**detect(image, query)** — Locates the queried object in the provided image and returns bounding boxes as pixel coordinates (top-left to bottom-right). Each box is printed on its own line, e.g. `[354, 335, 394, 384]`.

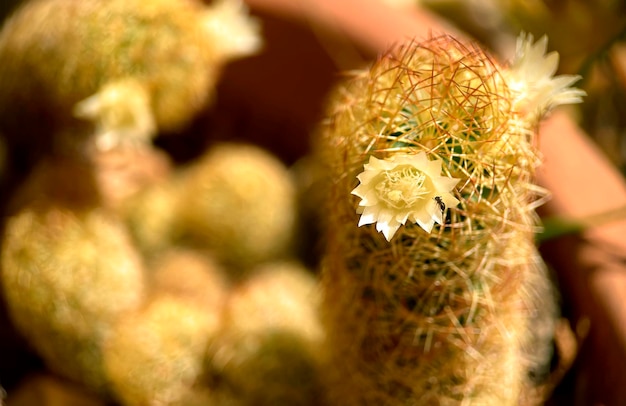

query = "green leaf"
[537, 216, 586, 243]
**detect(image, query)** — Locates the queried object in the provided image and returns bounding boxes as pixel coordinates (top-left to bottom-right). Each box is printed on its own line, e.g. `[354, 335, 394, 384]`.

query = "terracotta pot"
[537, 113, 626, 406]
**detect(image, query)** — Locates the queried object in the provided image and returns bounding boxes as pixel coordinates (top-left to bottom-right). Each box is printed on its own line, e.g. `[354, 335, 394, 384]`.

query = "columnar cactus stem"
[316, 35, 583, 405]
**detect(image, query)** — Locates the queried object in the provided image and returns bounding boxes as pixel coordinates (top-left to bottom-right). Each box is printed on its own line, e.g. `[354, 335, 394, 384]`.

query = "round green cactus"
[103, 294, 222, 406]
[0, 0, 261, 151]
[173, 143, 298, 272]
[208, 261, 325, 406]
[0, 158, 146, 395]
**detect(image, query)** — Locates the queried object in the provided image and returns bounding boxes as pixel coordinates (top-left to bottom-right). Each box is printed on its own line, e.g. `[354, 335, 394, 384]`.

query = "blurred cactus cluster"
[0, 0, 324, 404]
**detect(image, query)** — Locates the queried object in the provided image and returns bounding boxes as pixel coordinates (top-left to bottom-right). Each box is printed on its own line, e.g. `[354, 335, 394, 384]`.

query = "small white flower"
[73, 78, 156, 150]
[351, 153, 460, 241]
[506, 33, 586, 120]
[203, 0, 262, 60]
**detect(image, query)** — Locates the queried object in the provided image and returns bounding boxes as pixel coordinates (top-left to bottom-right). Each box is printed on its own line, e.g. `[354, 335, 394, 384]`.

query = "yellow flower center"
[375, 165, 432, 210]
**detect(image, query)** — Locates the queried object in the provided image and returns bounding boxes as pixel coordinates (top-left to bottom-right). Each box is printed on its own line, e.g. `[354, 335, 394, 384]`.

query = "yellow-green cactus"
[5, 373, 106, 406]
[103, 294, 222, 406]
[121, 142, 297, 271]
[121, 177, 182, 258]
[149, 249, 229, 308]
[0, 158, 145, 395]
[315, 34, 583, 404]
[208, 261, 325, 406]
[173, 143, 298, 271]
[0, 0, 261, 151]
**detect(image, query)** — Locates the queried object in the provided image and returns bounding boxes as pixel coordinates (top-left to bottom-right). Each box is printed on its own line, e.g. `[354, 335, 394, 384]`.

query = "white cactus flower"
[73, 78, 156, 150]
[203, 0, 262, 60]
[506, 33, 586, 120]
[351, 152, 460, 241]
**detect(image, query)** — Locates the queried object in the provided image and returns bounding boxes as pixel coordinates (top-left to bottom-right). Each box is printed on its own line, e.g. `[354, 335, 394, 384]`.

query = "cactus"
[149, 249, 229, 308]
[121, 142, 298, 271]
[315, 34, 583, 404]
[0, 0, 261, 152]
[208, 261, 325, 406]
[0, 158, 145, 395]
[103, 294, 222, 406]
[173, 143, 298, 271]
[121, 178, 183, 259]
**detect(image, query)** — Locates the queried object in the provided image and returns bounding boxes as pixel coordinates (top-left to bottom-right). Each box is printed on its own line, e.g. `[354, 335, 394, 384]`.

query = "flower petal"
[507, 32, 585, 120]
[424, 158, 443, 177]
[358, 206, 379, 226]
[395, 211, 410, 225]
[415, 217, 435, 234]
[351, 152, 460, 239]
[432, 176, 460, 192]
[378, 219, 402, 241]
[441, 193, 460, 209]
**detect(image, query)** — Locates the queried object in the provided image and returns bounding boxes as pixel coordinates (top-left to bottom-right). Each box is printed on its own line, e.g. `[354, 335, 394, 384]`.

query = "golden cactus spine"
[316, 36, 556, 405]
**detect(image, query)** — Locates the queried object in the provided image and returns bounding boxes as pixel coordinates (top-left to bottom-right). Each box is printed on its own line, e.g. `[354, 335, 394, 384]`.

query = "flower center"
[375, 165, 432, 210]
